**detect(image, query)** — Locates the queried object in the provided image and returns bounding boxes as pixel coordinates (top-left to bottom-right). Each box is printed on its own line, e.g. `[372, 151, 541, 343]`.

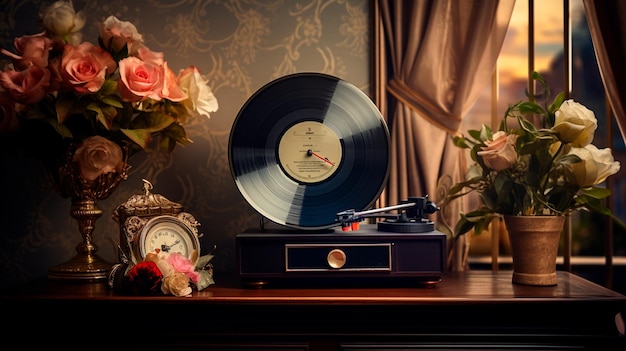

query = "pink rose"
[477, 131, 518, 171]
[166, 252, 200, 283]
[99, 16, 144, 55]
[72, 135, 124, 181]
[0, 32, 54, 70]
[60, 42, 116, 94]
[0, 66, 51, 104]
[118, 56, 162, 102]
[137, 47, 164, 66]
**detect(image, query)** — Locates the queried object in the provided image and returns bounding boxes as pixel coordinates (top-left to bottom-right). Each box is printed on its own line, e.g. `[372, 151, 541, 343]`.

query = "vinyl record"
[229, 73, 390, 230]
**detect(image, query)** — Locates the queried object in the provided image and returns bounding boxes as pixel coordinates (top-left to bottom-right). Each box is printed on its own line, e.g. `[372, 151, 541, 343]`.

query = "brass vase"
[503, 215, 565, 286]
[47, 145, 130, 282]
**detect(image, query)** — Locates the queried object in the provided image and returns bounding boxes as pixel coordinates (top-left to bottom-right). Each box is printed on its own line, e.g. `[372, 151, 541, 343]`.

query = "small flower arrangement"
[442, 72, 623, 237]
[0, 0, 218, 184]
[115, 250, 215, 297]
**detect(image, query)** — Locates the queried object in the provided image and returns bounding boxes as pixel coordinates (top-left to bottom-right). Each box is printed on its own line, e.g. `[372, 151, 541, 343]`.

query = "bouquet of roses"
[0, 0, 218, 188]
[114, 250, 215, 297]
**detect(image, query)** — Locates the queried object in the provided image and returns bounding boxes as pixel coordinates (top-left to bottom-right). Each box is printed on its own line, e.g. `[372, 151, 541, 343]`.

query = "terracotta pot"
[503, 215, 566, 286]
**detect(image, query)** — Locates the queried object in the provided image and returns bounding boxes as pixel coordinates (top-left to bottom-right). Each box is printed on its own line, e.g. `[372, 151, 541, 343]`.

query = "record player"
[229, 73, 447, 287]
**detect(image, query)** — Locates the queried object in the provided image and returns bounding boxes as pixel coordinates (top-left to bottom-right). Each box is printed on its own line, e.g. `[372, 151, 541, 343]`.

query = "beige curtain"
[583, 0, 626, 143]
[378, 0, 515, 270]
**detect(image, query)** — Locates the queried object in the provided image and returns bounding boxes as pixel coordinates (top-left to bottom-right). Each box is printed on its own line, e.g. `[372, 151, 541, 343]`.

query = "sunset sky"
[498, 0, 585, 83]
[465, 0, 588, 130]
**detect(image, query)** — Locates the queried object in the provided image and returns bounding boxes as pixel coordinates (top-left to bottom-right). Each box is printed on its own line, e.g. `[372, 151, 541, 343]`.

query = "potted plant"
[441, 71, 624, 285]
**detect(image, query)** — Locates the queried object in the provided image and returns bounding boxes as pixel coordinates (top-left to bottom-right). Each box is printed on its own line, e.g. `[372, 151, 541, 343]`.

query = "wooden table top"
[3, 270, 624, 305]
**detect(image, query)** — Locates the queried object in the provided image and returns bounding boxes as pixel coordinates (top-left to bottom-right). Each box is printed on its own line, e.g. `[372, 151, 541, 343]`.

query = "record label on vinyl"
[229, 73, 390, 230]
[278, 121, 342, 183]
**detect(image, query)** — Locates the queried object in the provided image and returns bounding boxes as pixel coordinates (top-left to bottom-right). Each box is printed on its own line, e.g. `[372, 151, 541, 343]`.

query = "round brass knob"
[327, 249, 346, 269]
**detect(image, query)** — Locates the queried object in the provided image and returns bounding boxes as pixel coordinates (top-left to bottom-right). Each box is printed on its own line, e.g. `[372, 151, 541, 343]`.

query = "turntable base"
[236, 224, 447, 287]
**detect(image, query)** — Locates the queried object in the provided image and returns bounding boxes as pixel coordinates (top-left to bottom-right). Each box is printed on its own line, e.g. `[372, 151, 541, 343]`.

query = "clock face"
[277, 121, 342, 183]
[138, 216, 200, 263]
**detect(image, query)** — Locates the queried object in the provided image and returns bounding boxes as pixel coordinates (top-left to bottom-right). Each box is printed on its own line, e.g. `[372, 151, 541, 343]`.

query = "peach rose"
[60, 42, 116, 94]
[98, 15, 144, 55]
[0, 66, 51, 104]
[177, 66, 219, 121]
[160, 61, 187, 102]
[477, 131, 518, 171]
[136, 47, 187, 102]
[146, 252, 176, 277]
[161, 272, 192, 297]
[117, 56, 162, 102]
[72, 135, 124, 181]
[0, 32, 54, 70]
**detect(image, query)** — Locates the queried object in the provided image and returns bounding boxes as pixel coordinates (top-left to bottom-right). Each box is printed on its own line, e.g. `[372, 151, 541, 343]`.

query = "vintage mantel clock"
[113, 179, 202, 265]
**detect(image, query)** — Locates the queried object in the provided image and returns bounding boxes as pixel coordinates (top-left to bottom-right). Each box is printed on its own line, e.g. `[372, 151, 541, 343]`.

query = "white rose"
[553, 99, 597, 147]
[40, 0, 86, 44]
[161, 272, 192, 297]
[564, 144, 620, 187]
[177, 66, 219, 122]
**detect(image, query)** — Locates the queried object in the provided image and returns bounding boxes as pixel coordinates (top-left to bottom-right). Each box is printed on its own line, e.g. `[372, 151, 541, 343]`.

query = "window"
[465, 0, 626, 274]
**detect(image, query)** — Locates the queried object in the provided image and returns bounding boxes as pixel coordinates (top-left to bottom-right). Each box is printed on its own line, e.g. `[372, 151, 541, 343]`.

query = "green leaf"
[55, 97, 75, 124]
[196, 254, 215, 270]
[132, 111, 176, 132]
[478, 124, 492, 141]
[452, 135, 472, 149]
[549, 91, 565, 114]
[121, 128, 152, 150]
[47, 118, 73, 138]
[454, 209, 499, 237]
[579, 186, 611, 199]
[163, 122, 192, 145]
[454, 216, 476, 236]
[194, 270, 215, 291]
[517, 101, 545, 115]
[99, 79, 118, 95]
[100, 95, 123, 109]
[576, 194, 626, 230]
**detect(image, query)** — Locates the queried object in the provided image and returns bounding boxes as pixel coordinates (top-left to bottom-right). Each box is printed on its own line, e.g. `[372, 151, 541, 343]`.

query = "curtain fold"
[379, 0, 514, 270]
[583, 0, 626, 143]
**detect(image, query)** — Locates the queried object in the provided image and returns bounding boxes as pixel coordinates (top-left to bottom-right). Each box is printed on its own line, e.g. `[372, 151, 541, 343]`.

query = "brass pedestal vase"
[48, 199, 113, 281]
[503, 215, 565, 286]
[47, 146, 129, 282]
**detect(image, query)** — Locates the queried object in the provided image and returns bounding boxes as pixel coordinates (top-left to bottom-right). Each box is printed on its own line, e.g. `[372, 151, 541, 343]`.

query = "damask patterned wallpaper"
[0, 0, 372, 289]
